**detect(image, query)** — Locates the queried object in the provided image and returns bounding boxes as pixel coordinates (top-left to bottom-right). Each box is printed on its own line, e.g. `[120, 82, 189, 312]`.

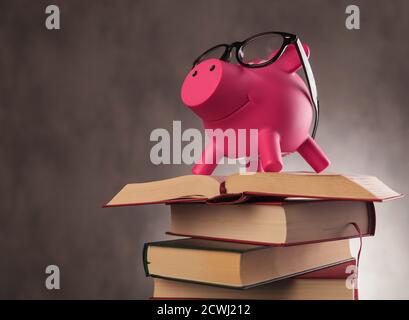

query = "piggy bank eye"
[192, 70, 198, 77]
[209, 65, 216, 71]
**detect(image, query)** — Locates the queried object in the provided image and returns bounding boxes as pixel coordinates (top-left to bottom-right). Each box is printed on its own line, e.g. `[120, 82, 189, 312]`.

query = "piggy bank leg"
[192, 138, 223, 175]
[297, 136, 330, 173]
[259, 129, 283, 172]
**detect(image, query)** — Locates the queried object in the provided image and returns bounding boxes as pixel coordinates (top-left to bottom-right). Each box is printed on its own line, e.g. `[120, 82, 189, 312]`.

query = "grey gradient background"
[0, 0, 408, 299]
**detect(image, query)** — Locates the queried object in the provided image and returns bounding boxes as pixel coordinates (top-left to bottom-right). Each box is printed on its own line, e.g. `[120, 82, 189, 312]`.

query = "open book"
[104, 172, 401, 207]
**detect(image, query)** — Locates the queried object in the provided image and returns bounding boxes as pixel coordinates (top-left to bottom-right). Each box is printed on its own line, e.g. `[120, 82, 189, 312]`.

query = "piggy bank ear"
[276, 44, 310, 73]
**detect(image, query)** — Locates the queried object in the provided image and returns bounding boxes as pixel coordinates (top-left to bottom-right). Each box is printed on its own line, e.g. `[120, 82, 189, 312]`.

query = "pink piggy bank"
[181, 43, 330, 175]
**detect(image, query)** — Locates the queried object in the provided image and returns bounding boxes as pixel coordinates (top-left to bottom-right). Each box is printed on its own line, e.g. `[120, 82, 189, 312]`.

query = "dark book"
[143, 238, 353, 289]
[168, 200, 375, 246]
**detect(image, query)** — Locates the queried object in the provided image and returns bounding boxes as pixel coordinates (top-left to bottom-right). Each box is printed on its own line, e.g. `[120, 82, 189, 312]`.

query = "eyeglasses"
[192, 31, 320, 138]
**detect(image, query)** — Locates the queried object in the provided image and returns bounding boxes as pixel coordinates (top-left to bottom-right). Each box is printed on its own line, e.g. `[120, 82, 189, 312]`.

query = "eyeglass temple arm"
[294, 38, 320, 139]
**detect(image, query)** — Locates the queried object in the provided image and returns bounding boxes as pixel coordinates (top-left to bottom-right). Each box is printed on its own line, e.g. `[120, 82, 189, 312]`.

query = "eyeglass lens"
[239, 33, 284, 65]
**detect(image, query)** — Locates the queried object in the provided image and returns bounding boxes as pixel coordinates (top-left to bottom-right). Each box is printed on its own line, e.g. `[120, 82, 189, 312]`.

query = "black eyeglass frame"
[192, 31, 320, 139]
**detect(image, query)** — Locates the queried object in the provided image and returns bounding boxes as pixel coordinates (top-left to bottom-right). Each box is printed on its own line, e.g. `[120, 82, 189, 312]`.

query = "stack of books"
[105, 172, 401, 300]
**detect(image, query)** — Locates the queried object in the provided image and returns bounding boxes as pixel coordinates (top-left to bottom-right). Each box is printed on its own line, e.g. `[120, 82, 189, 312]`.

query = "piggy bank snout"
[181, 59, 224, 108]
[181, 59, 250, 121]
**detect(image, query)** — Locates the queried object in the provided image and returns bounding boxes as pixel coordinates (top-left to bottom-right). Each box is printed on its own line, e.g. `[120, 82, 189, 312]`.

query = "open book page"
[224, 172, 402, 201]
[105, 175, 222, 206]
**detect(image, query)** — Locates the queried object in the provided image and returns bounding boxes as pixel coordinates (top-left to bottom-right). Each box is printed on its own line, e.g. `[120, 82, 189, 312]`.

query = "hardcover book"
[153, 260, 357, 300]
[143, 238, 353, 289]
[168, 200, 375, 245]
